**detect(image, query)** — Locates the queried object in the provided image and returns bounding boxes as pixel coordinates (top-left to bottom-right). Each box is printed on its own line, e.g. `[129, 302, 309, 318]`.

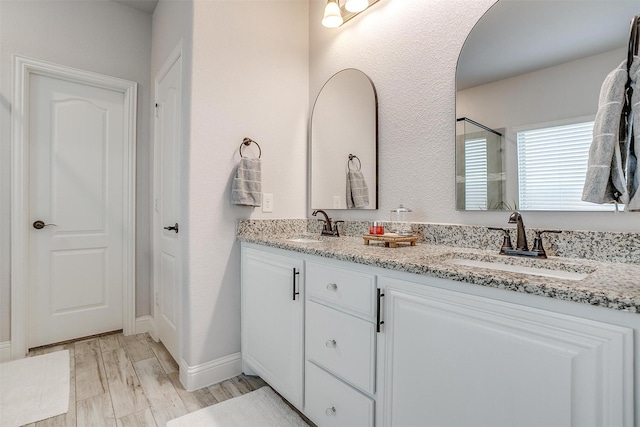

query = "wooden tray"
[363, 233, 418, 248]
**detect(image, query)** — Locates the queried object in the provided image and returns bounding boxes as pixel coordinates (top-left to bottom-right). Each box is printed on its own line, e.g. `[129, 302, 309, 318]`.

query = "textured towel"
[346, 169, 369, 208]
[583, 57, 640, 209]
[231, 158, 262, 207]
[627, 56, 640, 211]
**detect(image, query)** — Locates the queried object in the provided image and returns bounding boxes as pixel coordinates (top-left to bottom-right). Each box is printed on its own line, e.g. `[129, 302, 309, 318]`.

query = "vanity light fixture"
[322, 0, 343, 28]
[345, 0, 369, 13]
[322, 0, 380, 28]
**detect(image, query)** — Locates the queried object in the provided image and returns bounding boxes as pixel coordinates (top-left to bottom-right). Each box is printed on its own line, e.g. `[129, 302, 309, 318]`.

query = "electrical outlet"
[262, 193, 274, 213]
[333, 196, 340, 209]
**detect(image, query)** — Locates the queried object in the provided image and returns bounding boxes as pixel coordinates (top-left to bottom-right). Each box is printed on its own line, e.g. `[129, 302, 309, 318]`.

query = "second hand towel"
[231, 157, 262, 207]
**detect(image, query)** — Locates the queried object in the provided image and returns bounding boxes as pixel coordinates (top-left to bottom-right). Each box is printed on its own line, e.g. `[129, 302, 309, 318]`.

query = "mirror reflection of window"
[456, 118, 504, 210]
[464, 137, 488, 210]
[516, 120, 615, 211]
[455, 0, 638, 211]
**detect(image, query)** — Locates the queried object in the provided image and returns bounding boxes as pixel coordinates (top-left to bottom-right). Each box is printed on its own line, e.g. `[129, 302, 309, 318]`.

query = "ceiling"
[106, 0, 638, 89]
[111, 0, 158, 14]
[457, 0, 640, 90]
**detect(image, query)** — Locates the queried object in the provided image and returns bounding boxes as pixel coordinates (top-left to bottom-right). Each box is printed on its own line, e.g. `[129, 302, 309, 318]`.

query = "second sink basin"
[287, 237, 322, 243]
[442, 253, 596, 281]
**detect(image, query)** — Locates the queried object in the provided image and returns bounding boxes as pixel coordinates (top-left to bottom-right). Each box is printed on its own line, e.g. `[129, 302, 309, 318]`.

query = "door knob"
[164, 223, 179, 233]
[33, 220, 57, 229]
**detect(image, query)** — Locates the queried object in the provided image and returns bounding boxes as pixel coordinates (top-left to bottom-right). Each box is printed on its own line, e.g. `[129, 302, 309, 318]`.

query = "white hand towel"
[231, 158, 262, 207]
[346, 169, 369, 208]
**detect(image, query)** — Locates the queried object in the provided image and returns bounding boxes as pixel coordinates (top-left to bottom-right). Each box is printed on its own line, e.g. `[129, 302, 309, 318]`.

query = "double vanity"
[239, 220, 640, 427]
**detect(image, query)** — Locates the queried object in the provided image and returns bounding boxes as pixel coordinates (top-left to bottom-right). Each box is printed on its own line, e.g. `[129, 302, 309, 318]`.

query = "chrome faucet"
[508, 211, 528, 251]
[312, 210, 341, 237]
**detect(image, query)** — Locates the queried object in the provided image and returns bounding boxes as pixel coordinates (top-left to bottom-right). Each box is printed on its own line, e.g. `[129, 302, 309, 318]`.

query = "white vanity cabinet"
[379, 275, 634, 427]
[241, 246, 304, 410]
[241, 243, 637, 427]
[304, 261, 377, 427]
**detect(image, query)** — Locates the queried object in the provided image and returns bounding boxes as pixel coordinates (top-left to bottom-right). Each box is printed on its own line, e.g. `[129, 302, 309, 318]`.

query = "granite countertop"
[238, 232, 640, 314]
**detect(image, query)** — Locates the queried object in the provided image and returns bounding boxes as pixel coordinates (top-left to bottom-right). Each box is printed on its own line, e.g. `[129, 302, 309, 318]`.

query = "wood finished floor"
[24, 332, 268, 427]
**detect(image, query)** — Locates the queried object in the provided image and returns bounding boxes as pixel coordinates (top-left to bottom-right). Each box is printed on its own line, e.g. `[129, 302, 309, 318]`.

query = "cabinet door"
[380, 277, 633, 427]
[241, 247, 304, 409]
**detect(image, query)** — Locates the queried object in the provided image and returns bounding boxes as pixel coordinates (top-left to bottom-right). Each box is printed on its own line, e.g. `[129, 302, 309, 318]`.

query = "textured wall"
[0, 0, 153, 342]
[184, 0, 309, 366]
[309, 0, 640, 232]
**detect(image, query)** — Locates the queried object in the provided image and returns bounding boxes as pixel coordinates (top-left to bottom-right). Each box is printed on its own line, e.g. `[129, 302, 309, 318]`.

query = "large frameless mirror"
[456, 0, 639, 211]
[310, 68, 378, 210]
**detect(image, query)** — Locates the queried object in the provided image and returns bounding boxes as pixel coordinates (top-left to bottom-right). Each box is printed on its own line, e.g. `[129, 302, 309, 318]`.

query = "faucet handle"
[317, 218, 331, 231]
[488, 227, 513, 254]
[332, 220, 344, 237]
[531, 230, 562, 258]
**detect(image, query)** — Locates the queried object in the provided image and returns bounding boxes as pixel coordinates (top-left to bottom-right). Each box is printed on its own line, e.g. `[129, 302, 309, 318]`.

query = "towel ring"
[348, 154, 361, 171]
[239, 137, 262, 159]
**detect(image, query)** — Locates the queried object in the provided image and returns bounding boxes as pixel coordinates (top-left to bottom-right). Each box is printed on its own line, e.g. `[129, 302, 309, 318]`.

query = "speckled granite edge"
[300, 219, 640, 264]
[236, 232, 640, 314]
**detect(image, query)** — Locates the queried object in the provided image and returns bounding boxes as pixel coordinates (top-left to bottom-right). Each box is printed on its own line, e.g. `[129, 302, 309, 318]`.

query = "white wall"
[183, 0, 308, 367]
[0, 0, 153, 342]
[309, 0, 640, 232]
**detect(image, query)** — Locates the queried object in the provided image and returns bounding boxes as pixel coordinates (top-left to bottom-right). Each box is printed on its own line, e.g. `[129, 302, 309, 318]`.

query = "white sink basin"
[287, 237, 322, 243]
[444, 258, 590, 281]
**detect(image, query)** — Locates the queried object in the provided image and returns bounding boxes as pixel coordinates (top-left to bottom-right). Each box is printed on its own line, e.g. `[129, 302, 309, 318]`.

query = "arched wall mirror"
[310, 68, 378, 210]
[456, 0, 639, 211]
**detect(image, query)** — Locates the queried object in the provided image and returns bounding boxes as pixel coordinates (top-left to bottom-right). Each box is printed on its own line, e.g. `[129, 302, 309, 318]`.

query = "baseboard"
[0, 341, 11, 362]
[179, 352, 242, 391]
[135, 315, 156, 339]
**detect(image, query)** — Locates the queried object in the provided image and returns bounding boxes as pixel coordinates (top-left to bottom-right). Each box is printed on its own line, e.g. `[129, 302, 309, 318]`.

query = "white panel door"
[154, 54, 182, 362]
[28, 74, 126, 348]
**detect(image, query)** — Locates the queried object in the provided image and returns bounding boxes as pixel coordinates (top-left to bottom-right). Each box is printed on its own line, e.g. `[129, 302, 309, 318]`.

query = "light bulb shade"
[322, 0, 343, 28]
[345, 0, 369, 13]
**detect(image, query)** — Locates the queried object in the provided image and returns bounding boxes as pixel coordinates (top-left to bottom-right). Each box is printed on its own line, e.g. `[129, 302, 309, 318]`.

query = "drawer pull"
[292, 268, 300, 301]
[325, 339, 337, 348]
[326, 283, 338, 291]
[377, 288, 385, 333]
[325, 407, 337, 416]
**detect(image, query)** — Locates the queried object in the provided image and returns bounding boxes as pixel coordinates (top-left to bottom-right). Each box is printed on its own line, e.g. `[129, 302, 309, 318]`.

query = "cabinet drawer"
[305, 362, 374, 427]
[306, 301, 375, 394]
[306, 261, 376, 317]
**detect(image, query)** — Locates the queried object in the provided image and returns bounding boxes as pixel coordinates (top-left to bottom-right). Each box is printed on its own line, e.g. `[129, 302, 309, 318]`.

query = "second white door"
[154, 52, 182, 362]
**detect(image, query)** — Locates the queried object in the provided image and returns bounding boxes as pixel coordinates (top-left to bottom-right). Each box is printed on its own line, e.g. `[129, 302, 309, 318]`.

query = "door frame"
[152, 41, 183, 363]
[10, 55, 137, 359]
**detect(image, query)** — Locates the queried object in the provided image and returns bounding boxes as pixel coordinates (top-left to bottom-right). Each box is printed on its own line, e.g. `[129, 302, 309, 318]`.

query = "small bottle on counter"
[369, 221, 384, 235]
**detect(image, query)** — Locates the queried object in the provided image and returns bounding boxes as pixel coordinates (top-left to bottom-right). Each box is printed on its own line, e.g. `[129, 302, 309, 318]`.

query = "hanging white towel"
[231, 158, 262, 207]
[582, 57, 640, 209]
[346, 169, 369, 208]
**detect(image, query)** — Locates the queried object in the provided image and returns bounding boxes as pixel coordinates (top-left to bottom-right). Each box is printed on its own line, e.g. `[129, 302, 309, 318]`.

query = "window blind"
[465, 137, 488, 210]
[517, 121, 614, 211]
